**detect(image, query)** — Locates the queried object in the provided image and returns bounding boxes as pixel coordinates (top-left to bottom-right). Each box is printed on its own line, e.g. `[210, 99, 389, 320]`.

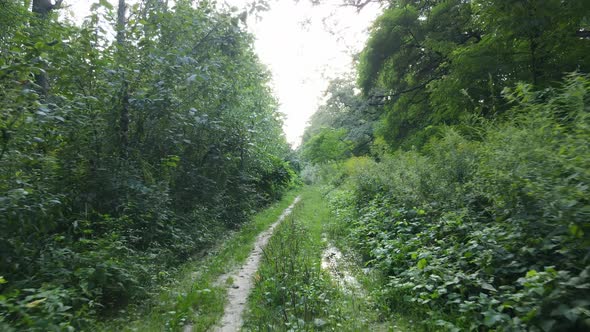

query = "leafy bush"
[326, 74, 590, 331]
[0, 1, 295, 329]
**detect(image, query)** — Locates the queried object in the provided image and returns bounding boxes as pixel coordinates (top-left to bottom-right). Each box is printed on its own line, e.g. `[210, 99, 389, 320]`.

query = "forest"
[1, 0, 589, 331]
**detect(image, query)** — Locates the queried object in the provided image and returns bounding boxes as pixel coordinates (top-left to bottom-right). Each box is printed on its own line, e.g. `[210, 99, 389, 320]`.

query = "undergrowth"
[96, 190, 300, 332]
[243, 187, 400, 331]
[321, 74, 590, 331]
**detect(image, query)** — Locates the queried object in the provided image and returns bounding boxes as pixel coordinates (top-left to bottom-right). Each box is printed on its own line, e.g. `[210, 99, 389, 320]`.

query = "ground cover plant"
[320, 74, 590, 330]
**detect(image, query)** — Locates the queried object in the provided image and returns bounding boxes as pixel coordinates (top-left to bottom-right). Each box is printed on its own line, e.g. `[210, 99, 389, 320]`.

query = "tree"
[301, 127, 352, 164]
[358, 0, 590, 149]
[303, 75, 379, 156]
[0, 0, 295, 328]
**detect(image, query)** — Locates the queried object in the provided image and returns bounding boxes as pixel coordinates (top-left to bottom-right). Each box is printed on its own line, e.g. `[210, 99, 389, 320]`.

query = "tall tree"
[358, 0, 590, 148]
[303, 76, 379, 157]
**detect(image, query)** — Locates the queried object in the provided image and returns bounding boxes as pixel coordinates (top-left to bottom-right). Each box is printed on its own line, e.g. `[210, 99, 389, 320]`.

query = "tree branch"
[338, 0, 384, 12]
[368, 75, 441, 106]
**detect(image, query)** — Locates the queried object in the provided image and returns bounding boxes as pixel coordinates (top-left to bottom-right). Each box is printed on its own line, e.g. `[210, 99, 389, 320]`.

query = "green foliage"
[301, 127, 353, 164]
[302, 76, 379, 157]
[324, 74, 590, 330]
[256, 155, 299, 204]
[358, 0, 590, 148]
[0, 0, 296, 329]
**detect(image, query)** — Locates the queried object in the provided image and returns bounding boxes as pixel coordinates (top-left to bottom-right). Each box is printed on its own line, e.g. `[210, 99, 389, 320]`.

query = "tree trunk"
[31, 0, 62, 98]
[116, 0, 129, 159]
[530, 37, 539, 86]
[116, 0, 126, 45]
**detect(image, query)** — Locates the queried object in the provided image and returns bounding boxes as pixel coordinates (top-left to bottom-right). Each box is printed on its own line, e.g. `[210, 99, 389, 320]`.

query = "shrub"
[326, 74, 590, 330]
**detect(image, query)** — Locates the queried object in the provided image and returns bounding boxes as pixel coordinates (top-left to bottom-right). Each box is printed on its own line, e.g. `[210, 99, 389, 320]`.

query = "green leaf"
[483, 310, 509, 327]
[569, 224, 584, 238]
[417, 258, 428, 270]
[25, 298, 47, 308]
[481, 282, 497, 292]
[540, 319, 556, 332]
[98, 0, 113, 10]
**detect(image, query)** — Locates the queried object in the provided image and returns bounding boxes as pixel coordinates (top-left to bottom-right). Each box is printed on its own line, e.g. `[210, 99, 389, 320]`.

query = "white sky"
[65, 0, 381, 147]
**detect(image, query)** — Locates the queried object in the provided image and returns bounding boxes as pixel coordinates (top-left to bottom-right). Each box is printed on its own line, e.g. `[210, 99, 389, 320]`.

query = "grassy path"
[98, 191, 300, 332]
[100, 186, 407, 331]
[209, 196, 301, 332]
[242, 186, 403, 331]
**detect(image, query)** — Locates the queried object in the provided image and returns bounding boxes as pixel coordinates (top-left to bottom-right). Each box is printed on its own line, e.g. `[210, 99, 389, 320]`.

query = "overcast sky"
[234, 1, 381, 147]
[65, 0, 381, 147]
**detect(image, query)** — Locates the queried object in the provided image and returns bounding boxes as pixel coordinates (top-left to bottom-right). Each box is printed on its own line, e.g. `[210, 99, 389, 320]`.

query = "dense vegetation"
[358, 0, 590, 149]
[3, 0, 590, 330]
[301, 0, 590, 330]
[0, 0, 295, 330]
[244, 188, 391, 331]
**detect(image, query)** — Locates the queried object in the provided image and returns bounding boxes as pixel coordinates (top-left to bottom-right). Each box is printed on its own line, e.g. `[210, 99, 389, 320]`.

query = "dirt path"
[196, 196, 300, 332]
